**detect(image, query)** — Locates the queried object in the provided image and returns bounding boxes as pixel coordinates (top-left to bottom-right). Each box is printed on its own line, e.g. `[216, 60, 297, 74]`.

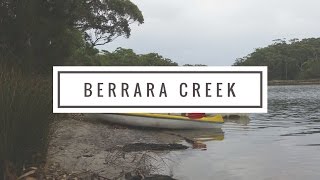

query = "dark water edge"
[167, 85, 320, 180]
[269, 79, 320, 86]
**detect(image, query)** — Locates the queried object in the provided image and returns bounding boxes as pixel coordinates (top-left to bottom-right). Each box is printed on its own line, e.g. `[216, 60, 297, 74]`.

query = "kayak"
[85, 113, 224, 129]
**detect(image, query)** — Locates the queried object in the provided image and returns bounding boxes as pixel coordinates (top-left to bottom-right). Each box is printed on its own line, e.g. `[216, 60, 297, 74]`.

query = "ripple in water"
[166, 85, 320, 180]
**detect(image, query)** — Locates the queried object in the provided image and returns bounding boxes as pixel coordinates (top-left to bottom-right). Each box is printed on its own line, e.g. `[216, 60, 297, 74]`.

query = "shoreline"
[44, 114, 224, 179]
[268, 79, 320, 86]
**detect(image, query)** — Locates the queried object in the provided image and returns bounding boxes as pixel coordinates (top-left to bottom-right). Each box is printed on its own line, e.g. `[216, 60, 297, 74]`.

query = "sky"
[101, 0, 320, 66]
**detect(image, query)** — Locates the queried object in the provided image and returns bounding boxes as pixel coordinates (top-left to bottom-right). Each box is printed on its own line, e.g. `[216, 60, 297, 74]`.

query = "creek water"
[166, 85, 320, 180]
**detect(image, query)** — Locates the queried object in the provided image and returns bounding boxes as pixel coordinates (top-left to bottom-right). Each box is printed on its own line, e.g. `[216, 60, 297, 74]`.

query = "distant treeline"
[67, 46, 208, 66]
[234, 38, 320, 80]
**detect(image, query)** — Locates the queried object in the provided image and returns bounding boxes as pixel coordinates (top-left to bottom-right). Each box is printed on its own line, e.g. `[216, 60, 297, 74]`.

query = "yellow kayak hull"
[85, 113, 223, 129]
[120, 113, 224, 123]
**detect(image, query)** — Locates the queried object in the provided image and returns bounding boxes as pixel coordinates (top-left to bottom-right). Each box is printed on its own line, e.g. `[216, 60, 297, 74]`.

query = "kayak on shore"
[85, 113, 224, 129]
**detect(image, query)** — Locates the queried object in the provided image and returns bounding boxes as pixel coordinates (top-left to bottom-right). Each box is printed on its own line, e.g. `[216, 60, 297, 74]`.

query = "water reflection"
[224, 116, 251, 126]
[163, 128, 224, 150]
[166, 129, 224, 140]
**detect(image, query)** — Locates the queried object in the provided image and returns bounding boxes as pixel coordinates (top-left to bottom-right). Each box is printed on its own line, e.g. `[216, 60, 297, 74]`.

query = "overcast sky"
[101, 0, 320, 65]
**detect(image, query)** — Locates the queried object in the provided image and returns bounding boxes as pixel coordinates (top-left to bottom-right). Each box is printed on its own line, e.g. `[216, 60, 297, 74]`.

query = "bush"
[0, 64, 53, 177]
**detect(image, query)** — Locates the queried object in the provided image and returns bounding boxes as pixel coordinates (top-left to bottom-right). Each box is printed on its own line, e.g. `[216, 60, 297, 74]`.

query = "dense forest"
[68, 47, 178, 66]
[0, 0, 145, 72]
[234, 38, 320, 80]
[68, 46, 208, 66]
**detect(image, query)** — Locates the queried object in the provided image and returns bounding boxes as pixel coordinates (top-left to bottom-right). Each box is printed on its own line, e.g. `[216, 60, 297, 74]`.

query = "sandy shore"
[45, 115, 224, 179]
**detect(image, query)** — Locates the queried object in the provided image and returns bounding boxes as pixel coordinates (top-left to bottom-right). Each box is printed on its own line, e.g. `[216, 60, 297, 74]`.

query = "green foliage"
[0, 64, 53, 174]
[0, 0, 144, 72]
[300, 59, 320, 79]
[183, 64, 207, 66]
[234, 38, 320, 80]
[100, 48, 178, 66]
[77, 0, 144, 46]
[70, 47, 179, 66]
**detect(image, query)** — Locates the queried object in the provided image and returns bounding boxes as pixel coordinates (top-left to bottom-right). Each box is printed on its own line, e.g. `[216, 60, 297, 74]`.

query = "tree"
[74, 0, 144, 46]
[183, 64, 207, 66]
[233, 38, 320, 80]
[96, 48, 178, 66]
[0, 0, 144, 72]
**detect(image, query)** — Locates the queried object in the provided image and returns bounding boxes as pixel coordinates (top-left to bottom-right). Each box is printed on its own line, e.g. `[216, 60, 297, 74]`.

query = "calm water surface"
[169, 85, 320, 180]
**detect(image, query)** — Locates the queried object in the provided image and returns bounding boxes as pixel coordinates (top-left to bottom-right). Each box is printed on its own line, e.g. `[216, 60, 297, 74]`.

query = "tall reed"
[0, 64, 53, 177]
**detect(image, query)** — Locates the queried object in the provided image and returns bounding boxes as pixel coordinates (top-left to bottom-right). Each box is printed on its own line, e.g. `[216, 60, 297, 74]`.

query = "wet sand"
[46, 115, 222, 179]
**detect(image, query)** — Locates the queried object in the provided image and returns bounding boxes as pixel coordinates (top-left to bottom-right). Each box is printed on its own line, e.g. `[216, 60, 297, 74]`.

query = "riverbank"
[41, 114, 223, 179]
[268, 79, 320, 86]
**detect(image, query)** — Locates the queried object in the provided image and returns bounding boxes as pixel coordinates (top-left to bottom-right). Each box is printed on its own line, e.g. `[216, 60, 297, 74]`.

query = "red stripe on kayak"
[187, 113, 206, 119]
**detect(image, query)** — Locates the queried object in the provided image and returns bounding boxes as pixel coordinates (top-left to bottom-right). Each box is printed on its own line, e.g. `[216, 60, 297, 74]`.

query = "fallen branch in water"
[122, 143, 188, 152]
